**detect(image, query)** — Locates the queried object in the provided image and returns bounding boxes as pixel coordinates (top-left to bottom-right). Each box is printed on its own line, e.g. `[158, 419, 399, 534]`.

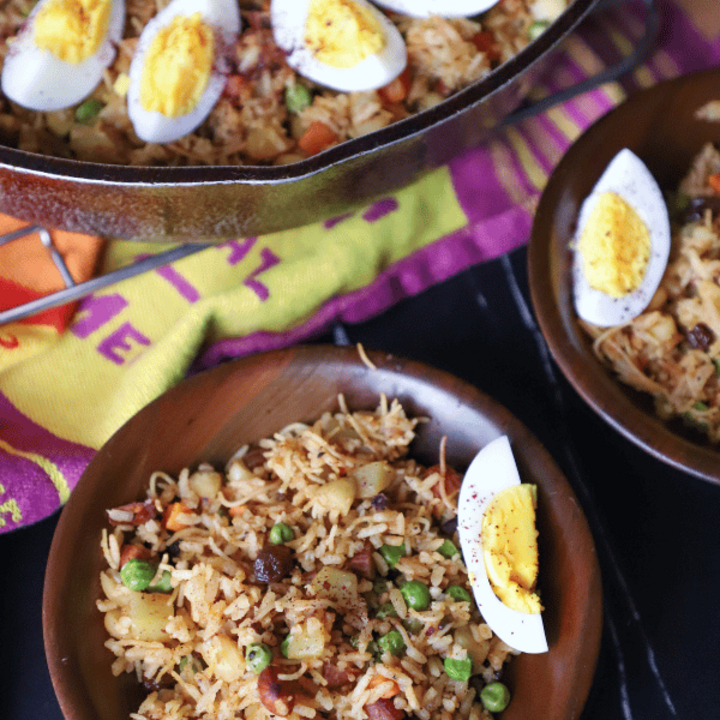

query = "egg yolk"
[34, 0, 111, 64]
[481, 484, 543, 615]
[139, 13, 213, 117]
[578, 190, 652, 298]
[305, 0, 384, 69]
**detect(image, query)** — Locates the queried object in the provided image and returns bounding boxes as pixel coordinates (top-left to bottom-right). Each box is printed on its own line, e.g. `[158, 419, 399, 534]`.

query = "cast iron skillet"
[0, 0, 600, 241]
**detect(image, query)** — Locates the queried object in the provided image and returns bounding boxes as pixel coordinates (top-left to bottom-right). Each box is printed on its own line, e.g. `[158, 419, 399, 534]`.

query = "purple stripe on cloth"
[652, 0, 720, 71]
[194, 206, 532, 371]
[0, 391, 95, 533]
[448, 144, 515, 224]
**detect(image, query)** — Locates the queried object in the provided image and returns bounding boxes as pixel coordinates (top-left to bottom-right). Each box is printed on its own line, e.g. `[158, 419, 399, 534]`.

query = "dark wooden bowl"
[528, 67, 720, 484]
[0, 0, 599, 241]
[43, 345, 602, 720]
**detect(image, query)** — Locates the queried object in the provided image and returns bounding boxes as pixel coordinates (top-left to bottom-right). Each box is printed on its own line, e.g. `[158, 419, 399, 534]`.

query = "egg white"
[1, 0, 125, 111]
[457, 435, 548, 654]
[271, 0, 407, 92]
[572, 148, 671, 327]
[370, 0, 499, 19]
[126, 0, 240, 144]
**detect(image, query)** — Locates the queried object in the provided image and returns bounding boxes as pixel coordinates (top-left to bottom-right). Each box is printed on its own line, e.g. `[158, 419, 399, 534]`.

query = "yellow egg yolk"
[305, 0, 384, 69]
[33, 0, 111, 64]
[578, 190, 652, 298]
[481, 484, 543, 615]
[139, 13, 214, 117]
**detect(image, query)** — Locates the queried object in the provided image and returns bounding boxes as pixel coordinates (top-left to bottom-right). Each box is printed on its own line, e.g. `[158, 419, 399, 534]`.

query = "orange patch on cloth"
[0, 214, 104, 329]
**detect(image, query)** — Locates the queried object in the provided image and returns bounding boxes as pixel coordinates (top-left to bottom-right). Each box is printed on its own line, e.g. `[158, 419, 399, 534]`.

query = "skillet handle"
[504, 0, 660, 125]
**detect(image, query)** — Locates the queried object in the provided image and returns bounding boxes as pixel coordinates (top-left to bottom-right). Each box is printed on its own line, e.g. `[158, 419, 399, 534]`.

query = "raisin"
[254, 544, 294, 583]
[687, 322, 715, 351]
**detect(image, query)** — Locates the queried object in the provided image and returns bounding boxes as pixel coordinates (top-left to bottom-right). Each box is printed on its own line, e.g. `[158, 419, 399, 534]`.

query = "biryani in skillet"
[0, 0, 566, 166]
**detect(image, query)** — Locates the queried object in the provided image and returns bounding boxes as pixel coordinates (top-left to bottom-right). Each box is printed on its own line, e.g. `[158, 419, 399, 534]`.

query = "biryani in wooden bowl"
[529, 66, 720, 484]
[43, 345, 601, 720]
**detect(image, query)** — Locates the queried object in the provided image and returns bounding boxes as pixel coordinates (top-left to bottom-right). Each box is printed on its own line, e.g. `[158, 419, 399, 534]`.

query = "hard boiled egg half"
[271, 0, 407, 92]
[457, 435, 548, 654]
[370, 0, 499, 18]
[126, 0, 240, 144]
[1, 0, 125, 111]
[572, 148, 671, 327]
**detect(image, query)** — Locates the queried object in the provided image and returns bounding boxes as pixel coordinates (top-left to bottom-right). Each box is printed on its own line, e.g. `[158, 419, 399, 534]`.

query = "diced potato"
[201, 634, 245, 682]
[124, 592, 174, 641]
[350, 461, 396, 499]
[227, 458, 256, 482]
[310, 567, 359, 610]
[454, 625, 490, 673]
[189, 469, 223, 499]
[284, 619, 327, 660]
[313, 478, 357, 515]
[164, 501, 192, 531]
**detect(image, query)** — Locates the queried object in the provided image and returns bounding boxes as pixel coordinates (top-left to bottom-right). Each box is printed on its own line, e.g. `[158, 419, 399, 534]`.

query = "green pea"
[527, 19, 550, 40]
[269, 522, 295, 545]
[437, 539, 459, 558]
[120, 558, 156, 592]
[148, 569, 173, 593]
[75, 98, 103, 124]
[375, 601, 398, 619]
[443, 657, 473, 682]
[399, 580, 430, 611]
[714, 359, 720, 376]
[446, 585, 471, 603]
[379, 542, 406, 568]
[402, 617, 423, 635]
[480, 682, 511, 713]
[285, 84, 312, 114]
[377, 629, 405, 657]
[693, 401, 709, 411]
[178, 655, 204, 674]
[245, 642, 273, 673]
[348, 635, 360, 649]
[280, 636, 290, 657]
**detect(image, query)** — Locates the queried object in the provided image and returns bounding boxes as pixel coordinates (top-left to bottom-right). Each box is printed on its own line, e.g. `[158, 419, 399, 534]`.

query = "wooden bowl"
[43, 345, 602, 720]
[528, 67, 720, 484]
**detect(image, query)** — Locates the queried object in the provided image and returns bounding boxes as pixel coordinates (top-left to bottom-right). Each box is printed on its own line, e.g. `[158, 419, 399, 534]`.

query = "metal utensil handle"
[505, 0, 659, 125]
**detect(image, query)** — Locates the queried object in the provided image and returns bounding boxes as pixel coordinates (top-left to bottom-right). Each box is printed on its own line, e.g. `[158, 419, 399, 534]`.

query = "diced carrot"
[119, 543, 151, 568]
[378, 67, 411, 104]
[228, 504, 247, 517]
[224, 74, 247, 102]
[427, 464, 462, 500]
[368, 674, 400, 699]
[298, 121, 338, 156]
[164, 500, 191, 531]
[471, 31, 501, 61]
[709, 173, 720, 194]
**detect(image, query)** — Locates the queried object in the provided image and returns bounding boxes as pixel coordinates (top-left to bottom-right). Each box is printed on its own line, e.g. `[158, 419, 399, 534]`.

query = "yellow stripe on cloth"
[0, 166, 467, 450]
[0, 441, 70, 504]
[0, 482, 23, 528]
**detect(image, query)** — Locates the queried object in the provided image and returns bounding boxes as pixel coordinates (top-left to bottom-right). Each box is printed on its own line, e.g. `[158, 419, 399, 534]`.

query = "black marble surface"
[2, 245, 718, 719]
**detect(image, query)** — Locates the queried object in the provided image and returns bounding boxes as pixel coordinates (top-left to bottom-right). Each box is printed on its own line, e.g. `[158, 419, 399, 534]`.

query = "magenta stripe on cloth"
[0, 392, 95, 533]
